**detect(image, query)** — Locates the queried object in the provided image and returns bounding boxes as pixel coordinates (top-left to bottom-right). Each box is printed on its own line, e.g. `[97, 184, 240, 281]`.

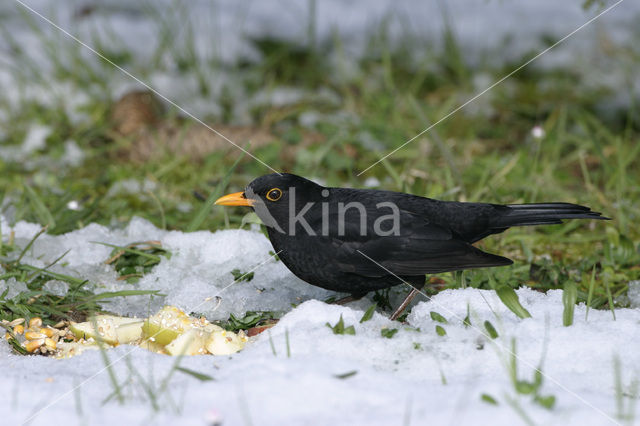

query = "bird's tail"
[493, 203, 609, 228]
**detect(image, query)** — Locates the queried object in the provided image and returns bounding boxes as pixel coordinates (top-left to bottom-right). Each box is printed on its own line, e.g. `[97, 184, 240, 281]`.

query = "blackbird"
[215, 173, 607, 318]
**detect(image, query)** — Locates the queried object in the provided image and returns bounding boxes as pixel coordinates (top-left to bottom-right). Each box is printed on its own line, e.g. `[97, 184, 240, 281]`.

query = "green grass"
[99, 241, 171, 284]
[613, 354, 639, 424]
[216, 311, 277, 332]
[0, 2, 639, 328]
[326, 314, 356, 335]
[481, 335, 556, 423]
[0, 229, 160, 327]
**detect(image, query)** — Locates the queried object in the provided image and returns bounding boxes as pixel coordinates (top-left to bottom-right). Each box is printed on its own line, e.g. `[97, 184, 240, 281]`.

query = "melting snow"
[1, 217, 639, 425]
[0, 0, 638, 125]
[1, 1, 639, 424]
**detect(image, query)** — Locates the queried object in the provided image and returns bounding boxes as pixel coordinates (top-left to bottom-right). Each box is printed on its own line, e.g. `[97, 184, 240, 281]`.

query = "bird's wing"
[329, 208, 512, 277]
[334, 236, 512, 277]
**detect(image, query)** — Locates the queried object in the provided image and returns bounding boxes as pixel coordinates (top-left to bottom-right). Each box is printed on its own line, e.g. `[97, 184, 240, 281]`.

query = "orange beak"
[214, 191, 254, 207]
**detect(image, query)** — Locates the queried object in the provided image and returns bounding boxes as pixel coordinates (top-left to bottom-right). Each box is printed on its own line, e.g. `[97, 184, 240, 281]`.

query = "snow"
[2, 1, 640, 424]
[628, 280, 640, 308]
[61, 140, 85, 167]
[1, 217, 639, 425]
[0, 0, 638, 127]
[363, 177, 382, 188]
[0, 124, 51, 163]
[106, 179, 158, 198]
[3, 216, 332, 319]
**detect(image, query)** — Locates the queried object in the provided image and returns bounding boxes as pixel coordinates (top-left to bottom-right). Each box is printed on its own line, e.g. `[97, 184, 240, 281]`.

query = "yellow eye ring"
[266, 188, 282, 202]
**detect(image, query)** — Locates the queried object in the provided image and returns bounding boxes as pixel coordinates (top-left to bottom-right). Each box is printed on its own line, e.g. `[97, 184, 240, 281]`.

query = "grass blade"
[494, 284, 531, 319]
[18, 264, 87, 286]
[14, 226, 47, 264]
[484, 320, 499, 339]
[24, 185, 55, 229]
[585, 266, 596, 321]
[285, 328, 291, 358]
[562, 281, 577, 326]
[430, 311, 448, 324]
[360, 303, 376, 323]
[604, 278, 616, 321]
[83, 289, 162, 302]
[91, 241, 163, 262]
[187, 150, 246, 232]
[175, 366, 214, 382]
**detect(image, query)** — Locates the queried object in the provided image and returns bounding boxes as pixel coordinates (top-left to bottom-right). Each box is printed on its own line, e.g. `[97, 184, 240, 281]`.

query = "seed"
[40, 327, 55, 338]
[9, 318, 25, 327]
[4, 332, 10, 341]
[24, 339, 44, 353]
[13, 324, 25, 335]
[44, 338, 57, 350]
[25, 331, 46, 340]
[53, 321, 65, 329]
[29, 318, 43, 329]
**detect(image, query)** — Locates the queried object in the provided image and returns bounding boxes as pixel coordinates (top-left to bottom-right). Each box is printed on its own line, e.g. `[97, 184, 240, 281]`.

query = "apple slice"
[142, 305, 194, 346]
[138, 339, 167, 354]
[115, 321, 144, 344]
[55, 340, 100, 359]
[205, 330, 246, 355]
[69, 315, 142, 345]
[202, 323, 225, 333]
[61, 307, 248, 358]
[165, 328, 210, 356]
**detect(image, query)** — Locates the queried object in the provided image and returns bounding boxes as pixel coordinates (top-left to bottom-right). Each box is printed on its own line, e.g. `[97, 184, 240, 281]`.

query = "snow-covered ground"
[2, 1, 640, 424]
[3, 0, 636, 65]
[1, 215, 333, 319]
[1, 217, 639, 425]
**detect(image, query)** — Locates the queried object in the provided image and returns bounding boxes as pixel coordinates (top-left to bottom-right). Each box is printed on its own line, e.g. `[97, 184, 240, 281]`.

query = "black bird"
[215, 173, 607, 319]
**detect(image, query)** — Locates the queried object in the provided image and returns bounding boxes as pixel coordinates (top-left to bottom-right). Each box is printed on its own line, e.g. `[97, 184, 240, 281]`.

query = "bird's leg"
[389, 288, 420, 321]
[390, 276, 426, 321]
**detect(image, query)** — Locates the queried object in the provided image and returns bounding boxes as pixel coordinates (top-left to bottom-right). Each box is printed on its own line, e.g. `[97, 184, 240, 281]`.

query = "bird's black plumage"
[216, 173, 607, 298]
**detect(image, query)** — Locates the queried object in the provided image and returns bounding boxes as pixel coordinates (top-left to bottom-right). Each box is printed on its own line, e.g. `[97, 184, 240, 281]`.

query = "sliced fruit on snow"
[69, 315, 142, 345]
[115, 321, 144, 344]
[138, 339, 167, 354]
[141, 305, 194, 345]
[165, 328, 210, 356]
[205, 330, 247, 355]
[202, 323, 225, 333]
[61, 307, 247, 358]
[55, 340, 100, 359]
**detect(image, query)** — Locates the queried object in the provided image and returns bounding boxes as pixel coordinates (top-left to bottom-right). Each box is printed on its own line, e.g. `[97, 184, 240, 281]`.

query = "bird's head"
[215, 173, 325, 233]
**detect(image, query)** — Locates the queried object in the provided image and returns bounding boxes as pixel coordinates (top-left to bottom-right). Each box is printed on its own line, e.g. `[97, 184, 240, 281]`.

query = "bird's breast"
[266, 228, 345, 287]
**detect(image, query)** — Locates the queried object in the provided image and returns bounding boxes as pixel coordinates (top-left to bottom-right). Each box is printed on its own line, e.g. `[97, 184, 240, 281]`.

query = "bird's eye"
[266, 188, 282, 202]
